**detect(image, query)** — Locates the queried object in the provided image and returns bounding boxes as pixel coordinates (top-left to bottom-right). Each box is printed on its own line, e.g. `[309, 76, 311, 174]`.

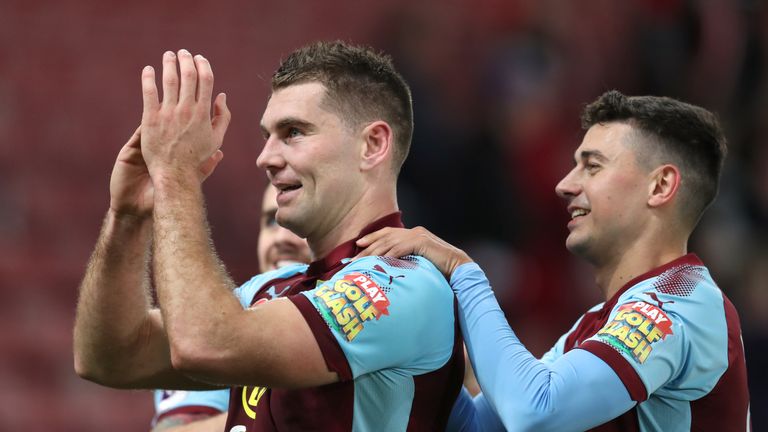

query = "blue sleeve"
[446, 388, 506, 432]
[152, 389, 229, 424]
[299, 256, 455, 378]
[450, 263, 636, 431]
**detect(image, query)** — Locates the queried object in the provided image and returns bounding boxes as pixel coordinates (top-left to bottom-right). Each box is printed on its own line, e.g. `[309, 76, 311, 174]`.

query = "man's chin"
[565, 235, 589, 256]
[275, 213, 308, 238]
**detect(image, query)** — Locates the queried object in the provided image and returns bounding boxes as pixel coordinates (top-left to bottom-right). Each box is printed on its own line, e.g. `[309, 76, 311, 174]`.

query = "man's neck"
[308, 189, 398, 259]
[594, 238, 689, 301]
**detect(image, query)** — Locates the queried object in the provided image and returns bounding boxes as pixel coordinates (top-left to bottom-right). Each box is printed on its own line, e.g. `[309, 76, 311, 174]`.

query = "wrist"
[106, 207, 152, 226]
[151, 167, 201, 197]
[448, 251, 473, 277]
[103, 209, 153, 244]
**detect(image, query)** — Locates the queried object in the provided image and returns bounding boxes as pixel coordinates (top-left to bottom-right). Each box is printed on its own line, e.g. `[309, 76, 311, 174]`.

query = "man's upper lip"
[567, 205, 590, 217]
[272, 180, 302, 191]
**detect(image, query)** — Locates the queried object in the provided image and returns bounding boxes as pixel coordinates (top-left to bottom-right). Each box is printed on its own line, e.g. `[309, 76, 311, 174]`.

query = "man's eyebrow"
[260, 117, 316, 138]
[575, 149, 609, 164]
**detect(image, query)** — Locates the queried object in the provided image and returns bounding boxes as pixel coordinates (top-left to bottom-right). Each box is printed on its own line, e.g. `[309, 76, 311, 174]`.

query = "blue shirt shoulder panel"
[585, 264, 728, 399]
[300, 255, 455, 378]
[233, 264, 308, 308]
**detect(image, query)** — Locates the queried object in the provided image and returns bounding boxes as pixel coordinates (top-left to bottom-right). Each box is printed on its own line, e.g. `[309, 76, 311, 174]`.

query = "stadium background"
[0, 0, 766, 429]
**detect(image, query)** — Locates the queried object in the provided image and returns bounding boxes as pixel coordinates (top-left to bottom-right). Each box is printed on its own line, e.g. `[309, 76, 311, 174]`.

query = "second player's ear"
[359, 121, 393, 171]
[647, 164, 681, 208]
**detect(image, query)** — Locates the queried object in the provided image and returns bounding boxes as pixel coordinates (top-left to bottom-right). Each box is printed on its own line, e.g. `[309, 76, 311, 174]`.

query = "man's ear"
[648, 164, 681, 208]
[359, 121, 393, 171]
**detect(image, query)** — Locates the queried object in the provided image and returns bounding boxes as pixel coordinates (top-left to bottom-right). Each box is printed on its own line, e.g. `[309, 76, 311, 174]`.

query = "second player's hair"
[581, 90, 727, 227]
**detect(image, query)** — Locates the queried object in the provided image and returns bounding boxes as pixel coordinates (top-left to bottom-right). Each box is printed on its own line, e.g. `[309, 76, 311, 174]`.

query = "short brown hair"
[582, 90, 727, 227]
[272, 41, 414, 174]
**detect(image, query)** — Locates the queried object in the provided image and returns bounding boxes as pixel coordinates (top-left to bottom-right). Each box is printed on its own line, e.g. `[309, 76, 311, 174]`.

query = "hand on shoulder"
[355, 226, 473, 278]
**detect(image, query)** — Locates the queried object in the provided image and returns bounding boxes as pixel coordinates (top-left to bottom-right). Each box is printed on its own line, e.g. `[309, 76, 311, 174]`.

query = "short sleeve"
[152, 389, 229, 424]
[233, 265, 307, 308]
[291, 256, 456, 379]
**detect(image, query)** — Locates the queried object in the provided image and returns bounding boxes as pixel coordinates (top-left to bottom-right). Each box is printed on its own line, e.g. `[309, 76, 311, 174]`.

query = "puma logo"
[644, 291, 675, 309]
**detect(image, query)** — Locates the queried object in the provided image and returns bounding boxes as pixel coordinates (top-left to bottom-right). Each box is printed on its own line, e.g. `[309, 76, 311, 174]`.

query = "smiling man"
[358, 91, 752, 431]
[73, 41, 464, 432]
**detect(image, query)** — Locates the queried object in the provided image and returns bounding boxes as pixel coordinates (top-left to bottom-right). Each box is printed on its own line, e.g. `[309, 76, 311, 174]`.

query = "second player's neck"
[594, 240, 688, 301]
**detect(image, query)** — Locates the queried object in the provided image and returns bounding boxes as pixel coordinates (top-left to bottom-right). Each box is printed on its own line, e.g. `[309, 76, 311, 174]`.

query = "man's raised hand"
[139, 50, 230, 185]
[108, 125, 224, 219]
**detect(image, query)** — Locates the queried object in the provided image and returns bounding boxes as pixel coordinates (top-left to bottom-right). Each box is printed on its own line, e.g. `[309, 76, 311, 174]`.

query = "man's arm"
[73, 124, 223, 389]
[73, 128, 192, 389]
[450, 264, 634, 431]
[139, 50, 336, 389]
[73, 209, 175, 388]
[357, 227, 636, 431]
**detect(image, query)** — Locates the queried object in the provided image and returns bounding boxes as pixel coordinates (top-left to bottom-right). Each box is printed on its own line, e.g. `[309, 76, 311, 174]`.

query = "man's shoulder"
[339, 255, 450, 292]
[608, 262, 727, 349]
[619, 262, 721, 315]
[235, 264, 309, 305]
[243, 264, 308, 286]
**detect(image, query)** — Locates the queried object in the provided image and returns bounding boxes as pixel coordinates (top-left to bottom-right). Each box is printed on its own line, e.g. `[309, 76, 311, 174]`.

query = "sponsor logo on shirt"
[313, 273, 391, 341]
[241, 386, 268, 419]
[595, 301, 674, 363]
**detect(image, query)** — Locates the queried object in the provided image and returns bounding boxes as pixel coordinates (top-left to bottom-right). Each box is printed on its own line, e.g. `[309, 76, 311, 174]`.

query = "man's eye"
[586, 162, 600, 172]
[287, 127, 302, 138]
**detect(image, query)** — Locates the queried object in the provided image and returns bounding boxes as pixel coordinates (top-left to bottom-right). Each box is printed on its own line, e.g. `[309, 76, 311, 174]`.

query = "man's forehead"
[260, 82, 329, 126]
[575, 122, 635, 160]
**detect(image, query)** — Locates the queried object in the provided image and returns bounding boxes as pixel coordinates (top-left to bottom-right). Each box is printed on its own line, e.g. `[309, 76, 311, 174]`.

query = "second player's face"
[257, 185, 312, 272]
[555, 123, 651, 263]
[257, 82, 363, 241]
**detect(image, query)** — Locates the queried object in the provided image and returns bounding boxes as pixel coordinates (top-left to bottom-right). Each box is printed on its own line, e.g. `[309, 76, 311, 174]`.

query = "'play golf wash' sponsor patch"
[313, 273, 391, 341]
[595, 301, 674, 363]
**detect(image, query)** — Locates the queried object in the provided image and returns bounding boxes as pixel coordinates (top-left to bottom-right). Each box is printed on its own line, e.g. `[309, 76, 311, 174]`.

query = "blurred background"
[1, 0, 766, 429]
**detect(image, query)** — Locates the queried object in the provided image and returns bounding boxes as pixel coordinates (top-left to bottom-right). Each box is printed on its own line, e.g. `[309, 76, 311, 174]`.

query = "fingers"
[158, 49, 218, 109]
[177, 49, 197, 104]
[356, 227, 393, 248]
[211, 93, 231, 144]
[161, 51, 179, 106]
[355, 241, 397, 259]
[194, 55, 213, 106]
[141, 66, 160, 120]
[355, 228, 416, 258]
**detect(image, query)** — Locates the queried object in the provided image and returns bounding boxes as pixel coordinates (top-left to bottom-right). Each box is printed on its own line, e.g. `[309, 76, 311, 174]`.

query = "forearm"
[73, 210, 162, 385]
[152, 176, 242, 377]
[450, 264, 633, 431]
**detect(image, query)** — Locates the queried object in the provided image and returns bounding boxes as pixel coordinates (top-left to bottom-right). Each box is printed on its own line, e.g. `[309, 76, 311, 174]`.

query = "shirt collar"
[604, 253, 703, 310]
[306, 212, 404, 276]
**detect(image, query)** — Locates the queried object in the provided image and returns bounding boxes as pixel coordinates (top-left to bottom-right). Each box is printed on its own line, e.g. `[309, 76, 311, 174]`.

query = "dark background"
[1, 0, 766, 430]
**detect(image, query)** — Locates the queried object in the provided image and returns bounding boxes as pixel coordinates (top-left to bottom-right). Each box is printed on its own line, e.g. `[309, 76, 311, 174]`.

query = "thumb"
[199, 150, 224, 181]
[212, 92, 231, 144]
